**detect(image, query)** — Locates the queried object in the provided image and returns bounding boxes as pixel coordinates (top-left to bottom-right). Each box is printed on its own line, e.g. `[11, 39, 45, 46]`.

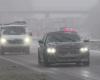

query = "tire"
[83, 61, 90, 66]
[76, 61, 90, 66]
[38, 49, 50, 67]
[43, 53, 50, 67]
[38, 50, 42, 65]
[43, 62, 50, 67]
[84, 55, 90, 66]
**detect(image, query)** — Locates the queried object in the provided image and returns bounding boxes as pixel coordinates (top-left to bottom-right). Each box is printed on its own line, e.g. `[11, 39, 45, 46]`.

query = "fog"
[0, 0, 99, 39]
[83, 1, 100, 39]
[0, 0, 97, 11]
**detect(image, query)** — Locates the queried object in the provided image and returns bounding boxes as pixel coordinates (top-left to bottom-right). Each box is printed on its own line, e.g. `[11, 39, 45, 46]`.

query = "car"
[0, 25, 32, 55]
[38, 28, 90, 66]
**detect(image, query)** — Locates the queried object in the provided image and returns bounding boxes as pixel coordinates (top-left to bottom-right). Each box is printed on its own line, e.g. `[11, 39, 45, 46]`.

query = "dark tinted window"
[46, 32, 81, 43]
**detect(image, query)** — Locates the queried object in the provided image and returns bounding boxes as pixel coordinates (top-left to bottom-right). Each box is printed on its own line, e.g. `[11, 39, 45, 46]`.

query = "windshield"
[2, 26, 26, 35]
[46, 33, 81, 43]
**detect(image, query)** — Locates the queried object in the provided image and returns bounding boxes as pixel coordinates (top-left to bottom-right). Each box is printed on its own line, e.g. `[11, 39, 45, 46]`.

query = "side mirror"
[38, 40, 44, 44]
[84, 39, 90, 42]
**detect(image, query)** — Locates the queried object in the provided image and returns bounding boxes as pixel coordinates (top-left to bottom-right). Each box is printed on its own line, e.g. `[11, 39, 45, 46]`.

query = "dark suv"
[38, 31, 90, 66]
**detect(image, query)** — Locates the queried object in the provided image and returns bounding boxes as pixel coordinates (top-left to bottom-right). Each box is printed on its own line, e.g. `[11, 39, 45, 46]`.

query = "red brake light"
[64, 28, 77, 32]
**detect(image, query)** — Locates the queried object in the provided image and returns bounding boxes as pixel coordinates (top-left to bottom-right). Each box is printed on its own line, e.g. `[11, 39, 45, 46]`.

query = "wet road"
[0, 49, 100, 80]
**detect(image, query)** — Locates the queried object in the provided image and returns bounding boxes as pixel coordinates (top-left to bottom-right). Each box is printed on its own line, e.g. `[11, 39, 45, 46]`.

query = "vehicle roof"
[2, 25, 26, 27]
[47, 31, 78, 36]
[1, 25, 26, 28]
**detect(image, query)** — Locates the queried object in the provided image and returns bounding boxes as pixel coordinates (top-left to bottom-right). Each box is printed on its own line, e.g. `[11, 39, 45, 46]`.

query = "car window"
[46, 33, 81, 43]
[2, 26, 26, 35]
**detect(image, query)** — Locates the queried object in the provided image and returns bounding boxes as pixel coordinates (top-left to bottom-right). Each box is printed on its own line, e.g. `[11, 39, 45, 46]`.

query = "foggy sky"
[83, 1, 100, 39]
[0, 0, 99, 39]
[0, 0, 98, 12]
[33, 0, 98, 11]
[0, 0, 33, 11]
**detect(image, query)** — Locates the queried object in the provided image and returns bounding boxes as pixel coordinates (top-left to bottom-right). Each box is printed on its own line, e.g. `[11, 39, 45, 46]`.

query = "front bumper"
[1, 45, 30, 52]
[46, 52, 89, 63]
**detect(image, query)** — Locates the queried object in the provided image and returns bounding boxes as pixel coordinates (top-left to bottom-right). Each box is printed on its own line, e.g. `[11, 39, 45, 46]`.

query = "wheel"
[83, 61, 90, 66]
[38, 49, 50, 67]
[84, 55, 90, 66]
[43, 62, 50, 67]
[43, 53, 50, 67]
[38, 50, 42, 65]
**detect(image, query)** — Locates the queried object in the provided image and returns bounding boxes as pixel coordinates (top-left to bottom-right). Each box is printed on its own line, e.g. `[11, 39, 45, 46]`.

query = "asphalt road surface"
[0, 48, 100, 80]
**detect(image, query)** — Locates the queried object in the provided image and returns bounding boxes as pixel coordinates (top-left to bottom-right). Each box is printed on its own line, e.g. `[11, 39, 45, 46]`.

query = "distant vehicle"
[38, 28, 90, 66]
[0, 25, 32, 55]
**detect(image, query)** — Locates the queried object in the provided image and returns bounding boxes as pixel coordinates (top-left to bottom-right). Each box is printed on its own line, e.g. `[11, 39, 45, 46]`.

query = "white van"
[0, 25, 32, 55]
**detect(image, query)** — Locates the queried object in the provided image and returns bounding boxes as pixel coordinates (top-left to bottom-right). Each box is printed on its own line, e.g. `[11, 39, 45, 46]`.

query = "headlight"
[0, 38, 7, 44]
[24, 36, 31, 44]
[80, 47, 89, 53]
[47, 48, 56, 54]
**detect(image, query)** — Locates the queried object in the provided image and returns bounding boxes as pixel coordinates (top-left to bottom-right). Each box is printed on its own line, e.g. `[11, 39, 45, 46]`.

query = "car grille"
[7, 39, 23, 44]
[56, 47, 79, 56]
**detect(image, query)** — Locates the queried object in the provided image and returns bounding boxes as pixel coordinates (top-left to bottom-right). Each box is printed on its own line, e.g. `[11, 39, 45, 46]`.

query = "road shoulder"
[0, 58, 47, 80]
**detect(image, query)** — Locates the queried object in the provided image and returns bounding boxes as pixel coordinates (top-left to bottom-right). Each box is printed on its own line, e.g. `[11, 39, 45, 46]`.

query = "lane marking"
[81, 70, 100, 80]
[0, 56, 55, 74]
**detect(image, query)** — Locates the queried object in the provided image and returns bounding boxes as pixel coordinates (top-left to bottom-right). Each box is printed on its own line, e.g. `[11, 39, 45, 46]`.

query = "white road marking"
[81, 70, 100, 80]
[0, 56, 55, 74]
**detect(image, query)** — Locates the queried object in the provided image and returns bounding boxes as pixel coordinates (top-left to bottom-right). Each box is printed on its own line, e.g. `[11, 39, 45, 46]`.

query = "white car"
[0, 25, 32, 55]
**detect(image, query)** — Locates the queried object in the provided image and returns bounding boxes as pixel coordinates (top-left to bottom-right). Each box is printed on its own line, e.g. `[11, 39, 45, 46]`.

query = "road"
[0, 45, 100, 80]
